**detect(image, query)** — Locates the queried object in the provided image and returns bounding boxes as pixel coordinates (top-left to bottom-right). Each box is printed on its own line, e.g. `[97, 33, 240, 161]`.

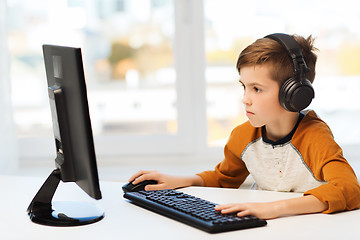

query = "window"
[10, 0, 176, 136]
[9, 0, 206, 159]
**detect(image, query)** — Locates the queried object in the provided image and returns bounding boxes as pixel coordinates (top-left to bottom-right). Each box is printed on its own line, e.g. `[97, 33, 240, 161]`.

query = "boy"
[128, 33, 360, 219]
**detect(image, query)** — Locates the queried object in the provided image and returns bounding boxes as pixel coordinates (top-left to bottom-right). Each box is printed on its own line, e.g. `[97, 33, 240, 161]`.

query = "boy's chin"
[248, 120, 264, 128]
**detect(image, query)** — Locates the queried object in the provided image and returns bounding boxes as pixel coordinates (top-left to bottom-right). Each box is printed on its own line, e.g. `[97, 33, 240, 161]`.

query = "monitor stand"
[27, 169, 104, 226]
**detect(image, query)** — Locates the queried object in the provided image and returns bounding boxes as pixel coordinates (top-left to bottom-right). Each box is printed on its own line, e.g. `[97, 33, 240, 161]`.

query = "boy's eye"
[254, 87, 261, 92]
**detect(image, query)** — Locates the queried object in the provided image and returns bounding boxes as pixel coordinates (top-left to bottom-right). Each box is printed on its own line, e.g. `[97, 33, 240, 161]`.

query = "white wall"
[0, 0, 18, 173]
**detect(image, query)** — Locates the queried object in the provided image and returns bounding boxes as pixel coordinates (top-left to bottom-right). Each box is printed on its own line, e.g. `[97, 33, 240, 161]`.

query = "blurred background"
[1, 0, 360, 180]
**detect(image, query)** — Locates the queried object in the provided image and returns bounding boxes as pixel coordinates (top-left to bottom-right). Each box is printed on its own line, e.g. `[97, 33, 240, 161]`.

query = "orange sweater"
[197, 110, 360, 213]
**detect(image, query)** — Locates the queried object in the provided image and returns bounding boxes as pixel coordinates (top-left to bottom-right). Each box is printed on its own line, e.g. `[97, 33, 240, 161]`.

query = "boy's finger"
[145, 183, 166, 191]
[128, 170, 153, 182]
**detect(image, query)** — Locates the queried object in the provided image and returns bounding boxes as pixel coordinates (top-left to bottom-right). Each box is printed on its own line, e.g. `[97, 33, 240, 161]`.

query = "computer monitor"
[27, 45, 104, 226]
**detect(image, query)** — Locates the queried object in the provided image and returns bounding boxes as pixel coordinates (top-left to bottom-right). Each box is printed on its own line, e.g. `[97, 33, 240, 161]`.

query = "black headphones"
[264, 33, 314, 112]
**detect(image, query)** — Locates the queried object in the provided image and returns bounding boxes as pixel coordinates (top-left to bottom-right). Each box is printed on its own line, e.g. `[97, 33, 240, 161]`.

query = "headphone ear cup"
[279, 77, 314, 112]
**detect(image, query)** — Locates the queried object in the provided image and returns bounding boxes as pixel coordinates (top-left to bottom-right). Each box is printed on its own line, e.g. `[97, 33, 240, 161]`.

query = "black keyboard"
[123, 189, 267, 233]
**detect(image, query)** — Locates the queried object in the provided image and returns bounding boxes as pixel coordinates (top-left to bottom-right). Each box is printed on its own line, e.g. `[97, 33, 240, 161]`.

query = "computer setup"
[27, 44, 267, 232]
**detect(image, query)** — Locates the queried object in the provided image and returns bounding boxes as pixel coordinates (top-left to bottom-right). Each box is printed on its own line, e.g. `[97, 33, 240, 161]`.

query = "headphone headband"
[265, 33, 310, 81]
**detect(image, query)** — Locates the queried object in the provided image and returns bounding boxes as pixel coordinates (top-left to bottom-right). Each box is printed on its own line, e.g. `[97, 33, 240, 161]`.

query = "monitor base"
[29, 201, 104, 226]
[27, 169, 104, 226]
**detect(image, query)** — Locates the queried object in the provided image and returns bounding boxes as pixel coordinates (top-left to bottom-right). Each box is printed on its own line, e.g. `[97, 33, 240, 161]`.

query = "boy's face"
[239, 64, 288, 128]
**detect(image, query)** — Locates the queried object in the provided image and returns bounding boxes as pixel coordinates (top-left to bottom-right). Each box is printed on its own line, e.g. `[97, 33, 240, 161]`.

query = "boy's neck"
[264, 112, 300, 142]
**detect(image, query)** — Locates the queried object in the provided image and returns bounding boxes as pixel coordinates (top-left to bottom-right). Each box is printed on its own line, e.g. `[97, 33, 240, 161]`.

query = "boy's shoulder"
[298, 110, 332, 134]
[294, 110, 334, 144]
[293, 110, 346, 169]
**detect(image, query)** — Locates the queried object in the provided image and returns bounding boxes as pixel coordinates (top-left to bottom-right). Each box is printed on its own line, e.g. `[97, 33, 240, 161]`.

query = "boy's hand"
[214, 202, 280, 220]
[214, 195, 328, 220]
[128, 170, 204, 191]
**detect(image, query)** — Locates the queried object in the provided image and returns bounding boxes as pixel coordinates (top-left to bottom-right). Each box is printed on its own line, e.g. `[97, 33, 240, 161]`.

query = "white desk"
[1, 175, 359, 240]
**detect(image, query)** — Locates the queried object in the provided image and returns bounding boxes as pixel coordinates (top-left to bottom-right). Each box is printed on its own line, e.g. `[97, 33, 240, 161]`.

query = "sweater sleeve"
[196, 122, 257, 188]
[295, 111, 360, 213]
[304, 160, 360, 213]
[196, 144, 250, 188]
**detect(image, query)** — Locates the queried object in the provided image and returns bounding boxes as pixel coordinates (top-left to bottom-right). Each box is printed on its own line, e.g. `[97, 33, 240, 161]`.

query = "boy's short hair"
[236, 34, 318, 85]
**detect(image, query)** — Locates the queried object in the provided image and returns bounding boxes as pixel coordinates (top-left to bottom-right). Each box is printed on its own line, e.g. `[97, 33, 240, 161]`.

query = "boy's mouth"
[246, 111, 255, 116]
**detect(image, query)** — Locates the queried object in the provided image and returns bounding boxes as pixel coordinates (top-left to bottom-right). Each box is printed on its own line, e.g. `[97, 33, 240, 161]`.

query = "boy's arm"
[196, 144, 250, 188]
[294, 113, 360, 213]
[129, 170, 205, 190]
[215, 195, 328, 219]
[144, 174, 205, 191]
[197, 123, 256, 188]
[303, 160, 360, 213]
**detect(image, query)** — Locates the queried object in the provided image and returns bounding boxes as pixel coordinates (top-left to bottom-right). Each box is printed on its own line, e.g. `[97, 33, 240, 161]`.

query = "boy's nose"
[242, 92, 251, 106]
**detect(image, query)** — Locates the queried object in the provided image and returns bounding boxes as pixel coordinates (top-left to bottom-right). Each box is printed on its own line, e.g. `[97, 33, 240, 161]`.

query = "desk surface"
[1, 175, 359, 240]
